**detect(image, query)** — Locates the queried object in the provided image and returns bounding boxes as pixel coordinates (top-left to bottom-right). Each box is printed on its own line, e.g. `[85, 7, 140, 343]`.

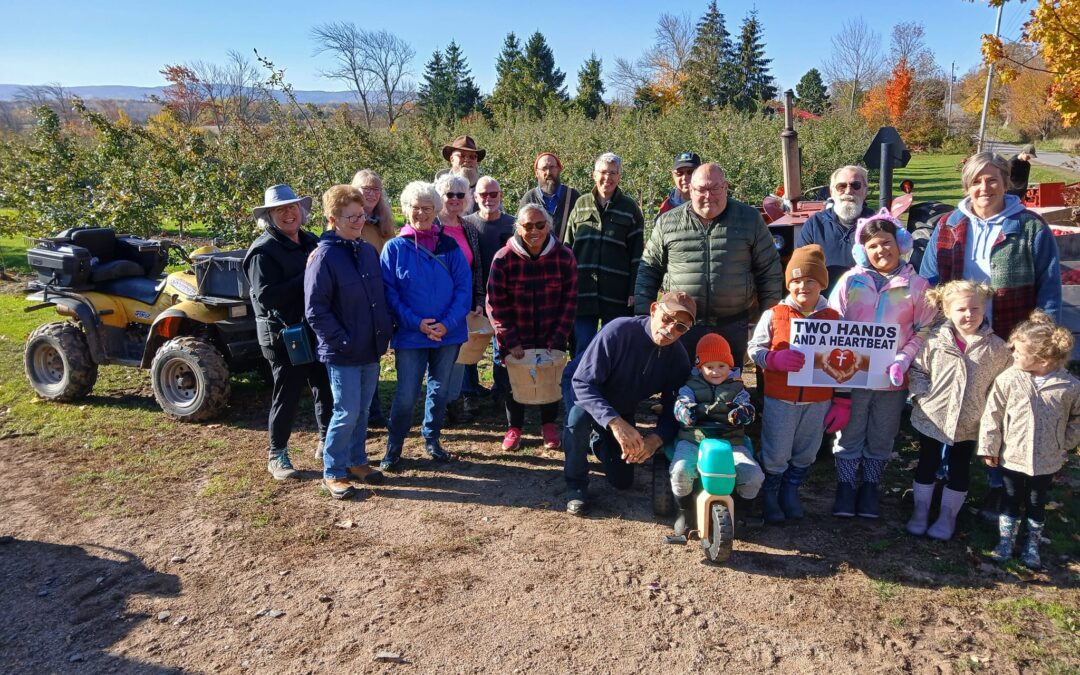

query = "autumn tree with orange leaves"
[158, 65, 206, 126]
[977, 0, 1080, 126]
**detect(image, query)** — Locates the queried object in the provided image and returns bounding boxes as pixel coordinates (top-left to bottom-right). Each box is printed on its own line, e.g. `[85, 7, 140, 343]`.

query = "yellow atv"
[23, 227, 261, 421]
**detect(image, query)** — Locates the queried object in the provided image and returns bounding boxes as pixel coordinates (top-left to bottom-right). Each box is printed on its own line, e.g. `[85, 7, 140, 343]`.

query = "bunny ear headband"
[851, 207, 913, 267]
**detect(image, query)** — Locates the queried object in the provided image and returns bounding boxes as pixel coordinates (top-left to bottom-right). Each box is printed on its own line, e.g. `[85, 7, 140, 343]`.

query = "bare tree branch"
[311, 21, 377, 127]
[823, 18, 886, 112]
[359, 29, 415, 127]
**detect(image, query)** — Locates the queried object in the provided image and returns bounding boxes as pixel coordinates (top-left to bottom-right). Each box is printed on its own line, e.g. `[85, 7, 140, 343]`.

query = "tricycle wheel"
[652, 452, 675, 517]
[24, 321, 98, 401]
[151, 337, 230, 422]
[701, 502, 734, 563]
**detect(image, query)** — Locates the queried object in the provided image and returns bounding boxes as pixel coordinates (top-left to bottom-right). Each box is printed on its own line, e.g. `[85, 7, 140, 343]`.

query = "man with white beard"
[435, 135, 484, 213]
[795, 165, 875, 295]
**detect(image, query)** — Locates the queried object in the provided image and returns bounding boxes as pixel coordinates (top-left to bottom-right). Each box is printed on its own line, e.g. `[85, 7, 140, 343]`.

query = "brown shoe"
[322, 478, 356, 500]
[348, 464, 385, 485]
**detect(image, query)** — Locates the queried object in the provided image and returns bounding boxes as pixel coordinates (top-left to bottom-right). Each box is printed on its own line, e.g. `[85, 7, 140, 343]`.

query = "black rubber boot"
[673, 494, 697, 537]
[733, 495, 764, 538]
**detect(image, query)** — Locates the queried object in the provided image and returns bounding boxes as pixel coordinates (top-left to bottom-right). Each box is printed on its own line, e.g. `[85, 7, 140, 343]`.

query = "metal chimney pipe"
[780, 89, 801, 209]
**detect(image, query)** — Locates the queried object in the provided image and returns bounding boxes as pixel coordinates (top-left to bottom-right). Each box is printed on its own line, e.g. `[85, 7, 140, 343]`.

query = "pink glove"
[823, 397, 851, 433]
[887, 362, 906, 387]
[765, 349, 805, 372]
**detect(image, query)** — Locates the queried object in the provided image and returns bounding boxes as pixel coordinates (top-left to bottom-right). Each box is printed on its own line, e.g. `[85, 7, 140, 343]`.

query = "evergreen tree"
[417, 50, 452, 127]
[488, 32, 528, 115]
[573, 54, 606, 119]
[417, 41, 482, 127]
[732, 11, 777, 111]
[523, 31, 567, 116]
[795, 68, 829, 115]
[444, 41, 482, 120]
[681, 0, 735, 108]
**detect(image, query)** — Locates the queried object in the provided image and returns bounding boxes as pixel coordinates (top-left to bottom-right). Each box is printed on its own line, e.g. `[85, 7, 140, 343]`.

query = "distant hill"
[0, 84, 359, 105]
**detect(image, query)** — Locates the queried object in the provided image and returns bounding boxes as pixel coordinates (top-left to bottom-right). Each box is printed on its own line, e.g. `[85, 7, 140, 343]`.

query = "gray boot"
[267, 448, 298, 480]
[1020, 518, 1045, 570]
[927, 487, 967, 541]
[989, 514, 1018, 563]
[906, 481, 934, 536]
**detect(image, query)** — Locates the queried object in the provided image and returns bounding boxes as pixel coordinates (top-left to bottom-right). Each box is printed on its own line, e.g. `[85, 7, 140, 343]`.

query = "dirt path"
[2, 405, 1077, 674]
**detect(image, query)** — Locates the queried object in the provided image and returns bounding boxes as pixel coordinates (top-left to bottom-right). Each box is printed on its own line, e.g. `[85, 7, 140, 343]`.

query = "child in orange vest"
[748, 245, 851, 523]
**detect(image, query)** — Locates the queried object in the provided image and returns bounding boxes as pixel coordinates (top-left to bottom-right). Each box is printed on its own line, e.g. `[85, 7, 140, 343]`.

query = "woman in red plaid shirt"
[486, 205, 578, 451]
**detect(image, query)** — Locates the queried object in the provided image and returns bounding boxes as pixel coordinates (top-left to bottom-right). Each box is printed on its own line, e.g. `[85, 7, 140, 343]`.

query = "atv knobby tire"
[652, 452, 676, 517]
[150, 337, 230, 422]
[24, 321, 98, 401]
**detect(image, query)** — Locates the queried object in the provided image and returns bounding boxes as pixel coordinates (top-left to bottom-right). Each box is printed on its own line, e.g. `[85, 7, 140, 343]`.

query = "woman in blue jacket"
[304, 185, 393, 500]
[380, 181, 472, 471]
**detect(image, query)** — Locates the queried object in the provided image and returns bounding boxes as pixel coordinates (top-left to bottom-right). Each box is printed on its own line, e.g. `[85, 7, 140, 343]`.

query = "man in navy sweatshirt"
[564, 291, 695, 516]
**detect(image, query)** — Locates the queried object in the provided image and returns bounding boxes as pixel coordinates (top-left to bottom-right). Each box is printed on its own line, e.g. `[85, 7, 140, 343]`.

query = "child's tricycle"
[652, 437, 739, 563]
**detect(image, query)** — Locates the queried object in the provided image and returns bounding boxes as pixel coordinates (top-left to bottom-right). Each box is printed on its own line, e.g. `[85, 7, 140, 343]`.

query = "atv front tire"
[24, 321, 98, 401]
[652, 452, 676, 517]
[150, 337, 230, 422]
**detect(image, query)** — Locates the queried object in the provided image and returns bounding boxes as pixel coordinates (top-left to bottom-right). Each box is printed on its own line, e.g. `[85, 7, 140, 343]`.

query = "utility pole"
[946, 61, 954, 136]
[977, 2, 1005, 153]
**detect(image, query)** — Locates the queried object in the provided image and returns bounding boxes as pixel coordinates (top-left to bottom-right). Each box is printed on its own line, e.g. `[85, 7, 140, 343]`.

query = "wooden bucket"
[456, 314, 493, 365]
[504, 349, 567, 405]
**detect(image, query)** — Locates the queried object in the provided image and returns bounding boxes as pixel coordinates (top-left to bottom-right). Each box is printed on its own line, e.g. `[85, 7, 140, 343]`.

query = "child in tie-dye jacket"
[827, 208, 938, 520]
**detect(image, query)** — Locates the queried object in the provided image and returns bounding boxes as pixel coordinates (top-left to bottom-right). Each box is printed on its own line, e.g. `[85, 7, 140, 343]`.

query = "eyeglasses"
[359, 186, 381, 194]
[443, 192, 467, 199]
[520, 220, 548, 232]
[658, 309, 692, 334]
[411, 205, 435, 214]
[833, 181, 863, 192]
[477, 191, 500, 198]
[342, 214, 365, 224]
[691, 184, 726, 195]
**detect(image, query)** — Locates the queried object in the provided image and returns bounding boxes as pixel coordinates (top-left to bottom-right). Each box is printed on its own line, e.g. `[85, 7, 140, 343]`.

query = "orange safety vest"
[763, 304, 840, 403]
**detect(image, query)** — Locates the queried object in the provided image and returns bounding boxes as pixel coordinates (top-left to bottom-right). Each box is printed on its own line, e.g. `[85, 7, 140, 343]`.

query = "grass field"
[893, 154, 1080, 206]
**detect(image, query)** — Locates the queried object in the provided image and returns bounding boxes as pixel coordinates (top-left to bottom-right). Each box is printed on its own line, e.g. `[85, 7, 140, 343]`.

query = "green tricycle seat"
[698, 438, 736, 496]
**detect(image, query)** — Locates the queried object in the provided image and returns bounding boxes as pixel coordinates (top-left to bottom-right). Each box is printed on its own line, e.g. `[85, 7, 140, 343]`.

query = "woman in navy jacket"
[304, 185, 393, 500]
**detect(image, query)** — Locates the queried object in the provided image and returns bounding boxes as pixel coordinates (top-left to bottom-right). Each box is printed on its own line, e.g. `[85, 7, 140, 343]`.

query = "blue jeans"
[386, 344, 459, 460]
[561, 316, 608, 407]
[447, 362, 466, 402]
[490, 337, 510, 395]
[563, 404, 635, 492]
[323, 362, 380, 480]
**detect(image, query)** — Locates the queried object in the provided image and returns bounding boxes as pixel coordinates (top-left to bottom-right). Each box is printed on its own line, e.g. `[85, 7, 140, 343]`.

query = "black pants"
[682, 314, 750, 369]
[265, 347, 333, 450]
[505, 398, 559, 428]
[1001, 468, 1053, 523]
[563, 404, 635, 492]
[914, 432, 975, 491]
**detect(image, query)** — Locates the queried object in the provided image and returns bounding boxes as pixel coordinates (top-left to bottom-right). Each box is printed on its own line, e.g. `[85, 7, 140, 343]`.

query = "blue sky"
[0, 0, 1032, 94]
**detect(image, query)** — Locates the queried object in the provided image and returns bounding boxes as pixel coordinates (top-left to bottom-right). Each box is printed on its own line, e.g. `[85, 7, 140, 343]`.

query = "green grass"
[891, 154, 1080, 206]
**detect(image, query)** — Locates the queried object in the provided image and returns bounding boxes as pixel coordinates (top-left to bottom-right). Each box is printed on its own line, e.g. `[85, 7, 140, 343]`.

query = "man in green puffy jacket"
[634, 163, 783, 365]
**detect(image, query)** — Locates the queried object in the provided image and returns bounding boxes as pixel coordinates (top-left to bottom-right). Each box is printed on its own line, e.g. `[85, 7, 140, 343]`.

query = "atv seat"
[94, 276, 164, 306]
[69, 228, 161, 283]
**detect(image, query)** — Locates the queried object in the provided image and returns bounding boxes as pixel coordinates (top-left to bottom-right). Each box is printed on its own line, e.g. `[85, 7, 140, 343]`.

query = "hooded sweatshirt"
[485, 233, 577, 351]
[919, 193, 1061, 339]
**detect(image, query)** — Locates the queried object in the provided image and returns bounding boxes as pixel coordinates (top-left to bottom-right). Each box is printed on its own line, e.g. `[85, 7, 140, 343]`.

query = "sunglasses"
[658, 309, 692, 334]
[520, 220, 548, 232]
[443, 192, 467, 199]
[833, 181, 864, 191]
[477, 191, 500, 198]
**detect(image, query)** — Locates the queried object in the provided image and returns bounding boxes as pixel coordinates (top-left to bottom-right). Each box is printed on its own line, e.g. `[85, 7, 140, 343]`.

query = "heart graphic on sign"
[827, 349, 856, 371]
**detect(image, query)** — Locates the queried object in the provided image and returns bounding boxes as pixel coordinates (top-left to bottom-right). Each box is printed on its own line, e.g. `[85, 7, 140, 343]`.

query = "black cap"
[673, 151, 701, 170]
